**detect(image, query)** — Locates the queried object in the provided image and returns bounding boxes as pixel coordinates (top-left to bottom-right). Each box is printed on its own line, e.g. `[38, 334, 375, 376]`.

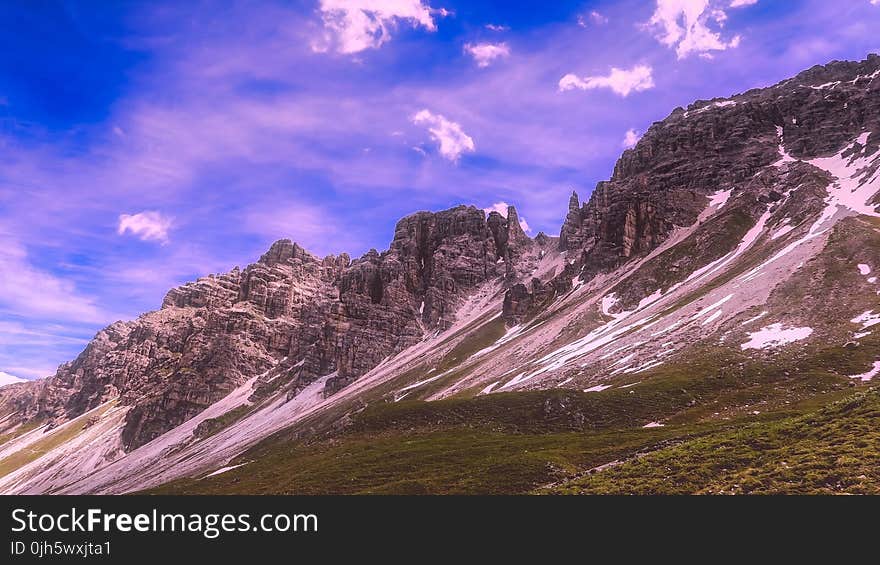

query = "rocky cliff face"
[2, 205, 535, 450]
[505, 54, 880, 320]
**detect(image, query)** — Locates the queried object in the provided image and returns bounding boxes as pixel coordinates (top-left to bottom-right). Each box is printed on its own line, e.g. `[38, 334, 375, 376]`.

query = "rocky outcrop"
[559, 191, 583, 251]
[486, 204, 532, 280]
[518, 54, 880, 314]
[4, 205, 534, 450]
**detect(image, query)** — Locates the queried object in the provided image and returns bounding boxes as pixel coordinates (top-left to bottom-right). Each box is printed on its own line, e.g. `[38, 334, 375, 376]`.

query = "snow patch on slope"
[744, 134, 880, 283]
[687, 210, 773, 285]
[849, 361, 880, 382]
[741, 311, 769, 326]
[852, 310, 880, 330]
[204, 462, 248, 478]
[741, 323, 813, 350]
[771, 218, 794, 240]
[708, 189, 733, 210]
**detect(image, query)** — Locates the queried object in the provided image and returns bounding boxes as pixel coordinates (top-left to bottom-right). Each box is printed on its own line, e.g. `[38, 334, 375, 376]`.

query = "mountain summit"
[1, 55, 879, 494]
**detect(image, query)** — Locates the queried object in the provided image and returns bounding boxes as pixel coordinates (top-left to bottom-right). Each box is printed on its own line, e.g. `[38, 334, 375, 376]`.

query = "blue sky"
[1, 0, 879, 379]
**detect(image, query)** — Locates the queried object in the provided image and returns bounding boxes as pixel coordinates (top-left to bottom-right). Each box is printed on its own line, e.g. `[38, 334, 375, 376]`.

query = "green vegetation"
[194, 405, 253, 439]
[399, 315, 509, 400]
[437, 316, 507, 371]
[148, 380, 878, 495]
[551, 387, 880, 494]
[0, 402, 115, 479]
[0, 420, 43, 448]
[146, 410, 692, 495]
[611, 207, 755, 309]
[144, 338, 871, 495]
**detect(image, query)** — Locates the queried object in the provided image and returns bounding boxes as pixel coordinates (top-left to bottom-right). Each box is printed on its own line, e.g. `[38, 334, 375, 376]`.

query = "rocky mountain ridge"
[2, 204, 543, 451]
[513, 55, 880, 317]
[1, 55, 879, 494]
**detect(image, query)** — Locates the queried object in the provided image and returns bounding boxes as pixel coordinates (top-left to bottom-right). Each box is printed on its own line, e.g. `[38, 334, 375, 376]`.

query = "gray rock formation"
[509, 54, 880, 319]
[3, 205, 532, 450]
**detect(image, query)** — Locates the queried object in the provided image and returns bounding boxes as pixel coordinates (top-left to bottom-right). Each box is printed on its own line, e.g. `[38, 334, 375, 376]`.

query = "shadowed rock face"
[5, 205, 533, 450]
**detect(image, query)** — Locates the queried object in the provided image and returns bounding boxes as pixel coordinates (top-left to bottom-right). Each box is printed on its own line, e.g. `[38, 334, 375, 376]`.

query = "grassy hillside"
[144, 393, 709, 495]
[550, 387, 880, 494]
[144, 343, 874, 495]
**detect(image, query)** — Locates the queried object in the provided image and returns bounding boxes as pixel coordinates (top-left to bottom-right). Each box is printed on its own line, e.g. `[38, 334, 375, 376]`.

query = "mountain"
[0, 372, 26, 388]
[1, 55, 879, 494]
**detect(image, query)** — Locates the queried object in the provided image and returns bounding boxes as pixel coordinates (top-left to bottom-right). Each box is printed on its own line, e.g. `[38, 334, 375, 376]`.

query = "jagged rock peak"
[321, 253, 351, 270]
[559, 190, 585, 251]
[259, 239, 317, 266]
[505, 205, 531, 245]
[533, 231, 553, 246]
[390, 205, 489, 250]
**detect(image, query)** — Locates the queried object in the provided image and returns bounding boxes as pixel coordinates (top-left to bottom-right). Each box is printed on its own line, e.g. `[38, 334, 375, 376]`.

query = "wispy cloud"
[464, 42, 511, 67]
[118, 211, 173, 244]
[622, 128, 642, 148]
[314, 0, 443, 54]
[243, 202, 361, 257]
[412, 109, 475, 161]
[0, 232, 105, 324]
[559, 65, 655, 96]
[0, 318, 94, 379]
[579, 10, 609, 27]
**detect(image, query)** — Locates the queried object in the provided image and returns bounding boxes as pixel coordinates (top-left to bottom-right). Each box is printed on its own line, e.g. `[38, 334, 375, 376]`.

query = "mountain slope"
[1, 55, 879, 494]
[549, 386, 880, 495]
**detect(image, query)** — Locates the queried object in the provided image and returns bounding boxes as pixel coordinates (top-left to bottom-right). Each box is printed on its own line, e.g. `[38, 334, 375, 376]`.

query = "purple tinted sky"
[2, 0, 879, 379]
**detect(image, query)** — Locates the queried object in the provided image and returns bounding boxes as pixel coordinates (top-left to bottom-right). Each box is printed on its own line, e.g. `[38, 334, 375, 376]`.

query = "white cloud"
[464, 42, 511, 67]
[559, 65, 655, 97]
[622, 128, 642, 148]
[579, 10, 609, 26]
[482, 202, 509, 216]
[0, 320, 90, 347]
[411, 109, 475, 161]
[316, 0, 444, 54]
[482, 202, 531, 232]
[117, 211, 173, 244]
[485, 24, 509, 31]
[646, 0, 751, 59]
